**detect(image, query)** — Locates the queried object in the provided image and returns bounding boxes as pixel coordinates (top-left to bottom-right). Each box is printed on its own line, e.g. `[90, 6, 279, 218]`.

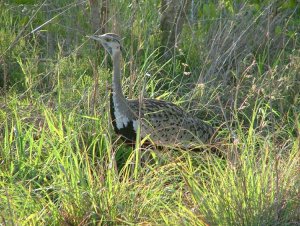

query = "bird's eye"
[105, 38, 110, 42]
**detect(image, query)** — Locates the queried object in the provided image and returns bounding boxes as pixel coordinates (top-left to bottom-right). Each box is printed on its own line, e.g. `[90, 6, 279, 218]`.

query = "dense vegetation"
[1, 0, 299, 225]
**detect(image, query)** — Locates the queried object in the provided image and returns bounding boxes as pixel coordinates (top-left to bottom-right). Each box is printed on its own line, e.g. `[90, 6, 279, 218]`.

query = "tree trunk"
[100, 0, 109, 34]
[160, 0, 191, 58]
[89, 0, 101, 34]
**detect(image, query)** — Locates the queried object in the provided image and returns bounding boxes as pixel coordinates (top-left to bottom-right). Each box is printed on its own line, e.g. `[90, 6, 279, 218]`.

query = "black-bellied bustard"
[87, 33, 215, 149]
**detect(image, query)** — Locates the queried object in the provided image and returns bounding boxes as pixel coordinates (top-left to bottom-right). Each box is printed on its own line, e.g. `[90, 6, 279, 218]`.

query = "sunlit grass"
[1, 83, 299, 225]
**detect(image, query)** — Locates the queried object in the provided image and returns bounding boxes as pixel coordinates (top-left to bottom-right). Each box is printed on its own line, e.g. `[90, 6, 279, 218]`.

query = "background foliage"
[0, 0, 299, 225]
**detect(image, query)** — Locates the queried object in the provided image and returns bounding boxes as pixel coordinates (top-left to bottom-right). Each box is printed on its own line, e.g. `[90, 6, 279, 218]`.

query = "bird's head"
[87, 33, 122, 56]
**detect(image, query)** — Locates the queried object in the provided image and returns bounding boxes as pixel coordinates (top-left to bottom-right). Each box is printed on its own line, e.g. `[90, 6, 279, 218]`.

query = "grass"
[1, 0, 300, 225]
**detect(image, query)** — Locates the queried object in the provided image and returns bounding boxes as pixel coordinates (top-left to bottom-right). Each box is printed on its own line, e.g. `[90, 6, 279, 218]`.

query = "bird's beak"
[86, 35, 104, 42]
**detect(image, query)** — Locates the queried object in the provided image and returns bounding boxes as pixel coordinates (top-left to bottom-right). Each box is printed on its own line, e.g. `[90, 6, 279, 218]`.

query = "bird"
[87, 33, 215, 150]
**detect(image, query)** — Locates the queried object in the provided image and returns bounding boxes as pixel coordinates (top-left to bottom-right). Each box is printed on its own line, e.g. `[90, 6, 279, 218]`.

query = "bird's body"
[88, 33, 214, 149]
[111, 96, 214, 148]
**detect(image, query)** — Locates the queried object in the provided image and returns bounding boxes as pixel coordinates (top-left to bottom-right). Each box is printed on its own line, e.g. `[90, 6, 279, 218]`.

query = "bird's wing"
[127, 99, 214, 146]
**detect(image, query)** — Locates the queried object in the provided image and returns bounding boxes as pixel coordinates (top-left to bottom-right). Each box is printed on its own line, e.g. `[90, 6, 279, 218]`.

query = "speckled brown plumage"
[127, 99, 214, 148]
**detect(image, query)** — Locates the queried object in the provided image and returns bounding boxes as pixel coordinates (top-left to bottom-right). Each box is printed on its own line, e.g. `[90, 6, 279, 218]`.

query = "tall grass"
[1, 0, 300, 225]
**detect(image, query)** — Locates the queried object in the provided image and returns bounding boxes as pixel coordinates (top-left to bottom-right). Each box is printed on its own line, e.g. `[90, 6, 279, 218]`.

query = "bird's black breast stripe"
[110, 92, 136, 142]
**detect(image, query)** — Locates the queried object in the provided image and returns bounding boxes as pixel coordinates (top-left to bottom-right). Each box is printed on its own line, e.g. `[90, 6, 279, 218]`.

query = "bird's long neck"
[110, 48, 136, 136]
[112, 50, 125, 100]
[111, 49, 132, 117]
